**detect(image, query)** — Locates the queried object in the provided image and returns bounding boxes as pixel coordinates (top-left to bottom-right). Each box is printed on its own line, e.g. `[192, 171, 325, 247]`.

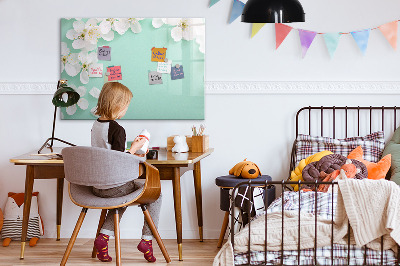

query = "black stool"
[215, 175, 275, 248]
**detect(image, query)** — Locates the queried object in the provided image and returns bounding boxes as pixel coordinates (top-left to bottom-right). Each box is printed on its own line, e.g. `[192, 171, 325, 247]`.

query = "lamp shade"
[52, 84, 80, 107]
[241, 0, 305, 23]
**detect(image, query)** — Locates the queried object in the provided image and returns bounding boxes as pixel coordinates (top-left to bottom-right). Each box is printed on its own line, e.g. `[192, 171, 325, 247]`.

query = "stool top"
[215, 175, 272, 188]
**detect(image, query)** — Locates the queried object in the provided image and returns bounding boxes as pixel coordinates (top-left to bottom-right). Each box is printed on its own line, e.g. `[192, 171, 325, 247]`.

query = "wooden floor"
[0, 239, 221, 265]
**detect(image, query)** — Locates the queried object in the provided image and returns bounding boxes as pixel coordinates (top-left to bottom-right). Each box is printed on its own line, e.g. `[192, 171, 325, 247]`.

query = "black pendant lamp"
[241, 0, 305, 23]
[38, 80, 80, 154]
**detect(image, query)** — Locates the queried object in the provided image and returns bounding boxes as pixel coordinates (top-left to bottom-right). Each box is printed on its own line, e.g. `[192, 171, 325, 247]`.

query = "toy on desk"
[135, 129, 150, 155]
[229, 159, 261, 179]
[172, 135, 189, 153]
[1, 192, 44, 247]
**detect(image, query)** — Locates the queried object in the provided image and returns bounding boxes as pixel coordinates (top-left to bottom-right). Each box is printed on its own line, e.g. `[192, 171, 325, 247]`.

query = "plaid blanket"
[234, 191, 397, 265]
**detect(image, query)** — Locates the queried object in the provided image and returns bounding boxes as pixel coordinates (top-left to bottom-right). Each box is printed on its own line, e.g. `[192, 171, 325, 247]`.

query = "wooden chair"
[60, 146, 171, 265]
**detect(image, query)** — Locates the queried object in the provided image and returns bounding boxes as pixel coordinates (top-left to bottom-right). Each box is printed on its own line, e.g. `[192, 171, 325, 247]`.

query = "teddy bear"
[229, 159, 261, 179]
[172, 135, 189, 153]
[1, 192, 43, 247]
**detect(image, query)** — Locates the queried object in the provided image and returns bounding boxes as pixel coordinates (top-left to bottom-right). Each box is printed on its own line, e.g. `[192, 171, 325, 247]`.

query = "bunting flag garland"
[378, 21, 398, 50]
[229, 0, 245, 24]
[209, 0, 220, 7]
[251, 23, 266, 38]
[351, 29, 370, 55]
[207, 2, 400, 58]
[323, 33, 341, 58]
[275, 23, 292, 49]
[298, 29, 317, 58]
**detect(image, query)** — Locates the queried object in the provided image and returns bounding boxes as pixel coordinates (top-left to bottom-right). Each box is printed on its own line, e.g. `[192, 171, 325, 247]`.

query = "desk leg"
[56, 178, 64, 241]
[20, 165, 34, 259]
[172, 167, 183, 261]
[193, 161, 203, 242]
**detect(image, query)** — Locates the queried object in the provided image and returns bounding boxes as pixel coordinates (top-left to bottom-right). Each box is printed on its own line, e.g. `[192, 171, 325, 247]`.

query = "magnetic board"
[60, 18, 205, 120]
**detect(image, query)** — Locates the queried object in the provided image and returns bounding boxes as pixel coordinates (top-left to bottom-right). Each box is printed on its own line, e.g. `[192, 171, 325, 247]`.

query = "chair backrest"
[62, 146, 145, 187]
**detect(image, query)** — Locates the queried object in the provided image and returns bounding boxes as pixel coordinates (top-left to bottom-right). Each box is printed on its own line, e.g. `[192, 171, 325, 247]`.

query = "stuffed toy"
[317, 160, 360, 193]
[172, 135, 189, 153]
[301, 154, 368, 190]
[229, 159, 261, 179]
[289, 150, 333, 191]
[348, 146, 391, 180]
[1, 192, 44, 247]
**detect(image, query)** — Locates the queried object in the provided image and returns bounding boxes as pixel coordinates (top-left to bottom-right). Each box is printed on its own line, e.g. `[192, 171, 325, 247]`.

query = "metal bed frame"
[230, 106, 400, 266]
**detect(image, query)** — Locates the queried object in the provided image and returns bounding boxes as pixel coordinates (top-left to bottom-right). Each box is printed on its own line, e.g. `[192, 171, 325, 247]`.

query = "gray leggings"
[92, 180, 162, 240]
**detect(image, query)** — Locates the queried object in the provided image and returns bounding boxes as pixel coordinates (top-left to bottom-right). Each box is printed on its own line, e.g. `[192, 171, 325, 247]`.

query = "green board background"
[60, 18, 205, 120]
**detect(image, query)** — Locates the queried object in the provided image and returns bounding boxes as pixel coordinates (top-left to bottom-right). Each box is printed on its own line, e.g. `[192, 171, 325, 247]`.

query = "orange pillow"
[347, 146, 391, 180]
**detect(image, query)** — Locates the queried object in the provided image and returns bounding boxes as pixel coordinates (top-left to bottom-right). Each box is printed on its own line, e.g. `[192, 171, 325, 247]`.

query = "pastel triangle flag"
[378, 21, 397, 50]
[351, 29, 370, 55]
[323, 33, 341, 58]
[209, 0, 220, 7]
[251, 23, 266, 38]
[298, 29, 317, 58]
[229, 0, 245, 24]
[275, 23, 293, 49]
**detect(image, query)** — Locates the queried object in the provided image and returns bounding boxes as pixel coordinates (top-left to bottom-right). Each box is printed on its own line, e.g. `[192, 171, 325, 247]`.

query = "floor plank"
[0, 239, 221, 265]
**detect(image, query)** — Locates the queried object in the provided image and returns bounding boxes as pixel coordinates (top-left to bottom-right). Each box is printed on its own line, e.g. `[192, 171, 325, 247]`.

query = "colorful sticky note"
[88, 63, 103, 77]
[151, 47, 167, 62]
[107, 66, 122, 81]
[171, 65, 184, 80]
[98, 46, 111, 61]
[157, 59, 172, 74]
[148, 71, 163, 85]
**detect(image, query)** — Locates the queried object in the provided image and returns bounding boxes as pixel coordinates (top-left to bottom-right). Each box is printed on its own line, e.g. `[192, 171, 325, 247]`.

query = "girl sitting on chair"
[91, 82, 162, 263]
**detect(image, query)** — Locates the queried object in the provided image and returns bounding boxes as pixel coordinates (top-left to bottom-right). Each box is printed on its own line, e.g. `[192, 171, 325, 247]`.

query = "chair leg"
[91, 209, 108, 258]
[60, 208, 88, 266]
[217, 211, 230, 248]
[141, 205, 171, 263]
[114, 209, 121, 266]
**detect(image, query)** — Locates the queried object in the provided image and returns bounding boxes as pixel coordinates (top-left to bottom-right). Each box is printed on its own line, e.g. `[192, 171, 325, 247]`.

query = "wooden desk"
[10, 147, 213, 261]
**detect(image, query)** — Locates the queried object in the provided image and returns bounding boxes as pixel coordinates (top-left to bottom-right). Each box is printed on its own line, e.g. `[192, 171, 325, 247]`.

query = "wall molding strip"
[0, 81, 400, 95]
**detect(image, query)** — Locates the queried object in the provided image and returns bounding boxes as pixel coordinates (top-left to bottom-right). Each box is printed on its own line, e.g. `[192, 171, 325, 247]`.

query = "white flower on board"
[127, 18, 144, 33]
[64, 84, 89, 116]
[77, 51, 98, 84]
[169, 18, 204, 42]
[89, 87, 101, 98]
[194, 24, 205, 54]
[60, 42, 80, 75]
[98, 18, 124, 40]
[152, 18, 167, 29]
[66, 19, 101, 51]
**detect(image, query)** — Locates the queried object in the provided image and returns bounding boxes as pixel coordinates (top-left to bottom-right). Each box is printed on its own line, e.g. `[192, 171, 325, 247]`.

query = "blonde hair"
[95, 82, 133, 120]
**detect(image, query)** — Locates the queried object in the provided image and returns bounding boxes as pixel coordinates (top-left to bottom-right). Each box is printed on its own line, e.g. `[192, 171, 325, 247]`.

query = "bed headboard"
[290, 106, 400, 179]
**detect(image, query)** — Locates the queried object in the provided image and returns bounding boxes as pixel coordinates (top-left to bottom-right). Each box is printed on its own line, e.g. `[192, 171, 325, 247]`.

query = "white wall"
[1, 0, 400, 239]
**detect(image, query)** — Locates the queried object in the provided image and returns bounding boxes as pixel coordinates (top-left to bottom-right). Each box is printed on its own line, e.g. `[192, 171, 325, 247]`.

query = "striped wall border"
[1, 81, 400, 94]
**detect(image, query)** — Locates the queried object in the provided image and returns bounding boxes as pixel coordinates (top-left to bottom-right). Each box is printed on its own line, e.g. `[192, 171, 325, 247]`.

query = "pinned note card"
[89, 64, 103, 77]
[98, 46, 111, 61]
[151, 47, 167, 62]
[107, 66, 122, 81]
[171, 65, 184, 80]
[157, 59, 172, 74]
[148, 71, 163, 85]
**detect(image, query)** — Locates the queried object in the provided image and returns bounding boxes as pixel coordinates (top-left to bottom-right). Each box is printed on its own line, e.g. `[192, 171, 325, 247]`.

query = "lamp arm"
[50, 105, 57, 148]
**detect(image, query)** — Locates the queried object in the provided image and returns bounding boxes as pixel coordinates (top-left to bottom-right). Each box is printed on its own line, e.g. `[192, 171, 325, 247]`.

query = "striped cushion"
[1, 217, 40, 240]
[295, 131, 385, 166]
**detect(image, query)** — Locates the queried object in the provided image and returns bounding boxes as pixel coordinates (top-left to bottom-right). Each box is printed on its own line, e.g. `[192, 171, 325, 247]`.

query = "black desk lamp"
[241, 0, 305, 23]
[38, 80, 80, 154]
